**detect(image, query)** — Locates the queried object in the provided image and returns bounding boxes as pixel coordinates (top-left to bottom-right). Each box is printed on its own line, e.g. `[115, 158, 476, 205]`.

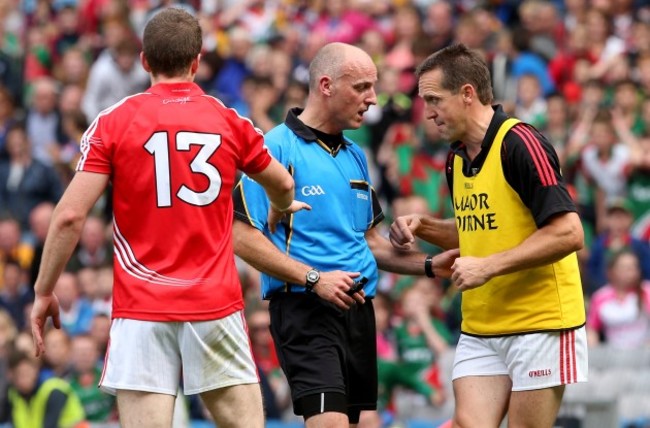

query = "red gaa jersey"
[77, 82, 271, 321]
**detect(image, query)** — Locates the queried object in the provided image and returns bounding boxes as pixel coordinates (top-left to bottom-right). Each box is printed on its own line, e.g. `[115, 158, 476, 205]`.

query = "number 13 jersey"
[77, 82, 272, 321]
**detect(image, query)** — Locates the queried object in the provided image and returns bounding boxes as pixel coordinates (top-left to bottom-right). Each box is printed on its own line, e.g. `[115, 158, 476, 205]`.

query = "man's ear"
[462, 83, 477, 104]
[190, 53, 201, 74]
[320, 76, 333, 97]
[140, 52, 151, 73]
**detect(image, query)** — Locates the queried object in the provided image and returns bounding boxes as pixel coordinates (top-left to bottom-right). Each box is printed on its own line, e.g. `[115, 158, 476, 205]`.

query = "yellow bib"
[453, 119, 585, 335]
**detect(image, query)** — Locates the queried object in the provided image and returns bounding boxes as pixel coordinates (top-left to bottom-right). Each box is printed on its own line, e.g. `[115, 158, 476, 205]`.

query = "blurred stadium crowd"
[1, 0, 650, 426]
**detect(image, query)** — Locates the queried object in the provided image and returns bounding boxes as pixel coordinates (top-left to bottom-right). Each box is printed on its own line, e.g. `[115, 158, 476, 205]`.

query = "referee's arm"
[365, 227, 459, 279]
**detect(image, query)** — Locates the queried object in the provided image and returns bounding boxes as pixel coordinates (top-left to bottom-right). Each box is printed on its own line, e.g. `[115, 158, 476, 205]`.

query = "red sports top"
[77, 82, 272, 321]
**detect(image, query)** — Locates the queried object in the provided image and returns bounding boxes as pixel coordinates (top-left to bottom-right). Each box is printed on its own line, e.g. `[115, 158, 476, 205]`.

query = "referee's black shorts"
[268, 292, 378, 421]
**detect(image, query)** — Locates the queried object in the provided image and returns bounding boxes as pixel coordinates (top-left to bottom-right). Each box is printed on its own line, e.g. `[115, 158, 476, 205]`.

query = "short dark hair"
[8, 349, 35, 371]
[143, 8, 202, 77]
[415, 43, 493, 105]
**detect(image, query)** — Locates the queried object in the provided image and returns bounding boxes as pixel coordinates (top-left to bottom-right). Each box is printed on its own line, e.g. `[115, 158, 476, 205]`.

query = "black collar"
[284, 108, 351, 156]
[285, 108, 318, 141]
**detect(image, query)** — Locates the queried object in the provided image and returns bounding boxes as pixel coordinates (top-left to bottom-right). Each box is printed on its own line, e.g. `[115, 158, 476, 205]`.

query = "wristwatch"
[305, 268, 320, 292]
[425, 255, 435, 278]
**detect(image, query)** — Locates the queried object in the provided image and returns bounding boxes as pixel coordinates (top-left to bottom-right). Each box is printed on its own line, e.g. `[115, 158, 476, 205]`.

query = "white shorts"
[99, 311, 258, 396]
[452, 327, 588, 391]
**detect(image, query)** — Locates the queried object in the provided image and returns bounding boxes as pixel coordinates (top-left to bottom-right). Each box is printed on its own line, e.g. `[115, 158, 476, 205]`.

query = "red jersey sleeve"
[76, 114, 112, 175]
[232, 112, 272, 175]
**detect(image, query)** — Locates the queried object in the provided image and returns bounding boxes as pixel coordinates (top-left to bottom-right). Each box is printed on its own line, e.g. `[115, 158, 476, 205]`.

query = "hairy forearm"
[376, 250, 427, 275]
[233, 221, 310, 284]
[416, 217, 459, 250]
[485, 212, 583, 278]
[368, 228, 427, 275]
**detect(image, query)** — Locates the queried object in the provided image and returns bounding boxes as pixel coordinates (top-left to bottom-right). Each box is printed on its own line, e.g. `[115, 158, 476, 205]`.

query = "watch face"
[307, 270, 320, 282]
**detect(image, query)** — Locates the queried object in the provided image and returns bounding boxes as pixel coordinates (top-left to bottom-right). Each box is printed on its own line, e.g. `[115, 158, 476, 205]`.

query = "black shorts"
[269, 292, 378, 418]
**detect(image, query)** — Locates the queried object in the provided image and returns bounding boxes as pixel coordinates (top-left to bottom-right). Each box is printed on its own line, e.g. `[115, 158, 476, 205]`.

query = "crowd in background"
[1, 0, 650, 426]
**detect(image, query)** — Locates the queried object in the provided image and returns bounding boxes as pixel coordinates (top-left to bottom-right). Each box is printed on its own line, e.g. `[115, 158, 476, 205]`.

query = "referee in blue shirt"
[233, 42, 459, 427]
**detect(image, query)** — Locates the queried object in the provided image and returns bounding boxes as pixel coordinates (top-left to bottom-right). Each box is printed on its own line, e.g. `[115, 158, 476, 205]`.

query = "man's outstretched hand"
[268, 200, 311, 233]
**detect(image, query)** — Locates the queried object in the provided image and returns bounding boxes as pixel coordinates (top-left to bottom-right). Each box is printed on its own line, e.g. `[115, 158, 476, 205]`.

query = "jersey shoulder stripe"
[511, 124, 557, 186]
[77, 92, 152, 170]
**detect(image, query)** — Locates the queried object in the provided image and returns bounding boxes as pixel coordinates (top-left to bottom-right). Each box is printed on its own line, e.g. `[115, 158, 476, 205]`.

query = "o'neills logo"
[529, 369, 552, 378]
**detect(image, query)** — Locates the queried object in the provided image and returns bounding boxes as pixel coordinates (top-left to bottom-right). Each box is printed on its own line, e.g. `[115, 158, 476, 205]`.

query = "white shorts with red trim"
[99, 311, 259, 396]
[452, 327, 588, 391]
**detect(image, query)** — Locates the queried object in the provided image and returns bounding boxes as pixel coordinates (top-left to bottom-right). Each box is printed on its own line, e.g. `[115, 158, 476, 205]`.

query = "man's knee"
[202, 383, 264, 428]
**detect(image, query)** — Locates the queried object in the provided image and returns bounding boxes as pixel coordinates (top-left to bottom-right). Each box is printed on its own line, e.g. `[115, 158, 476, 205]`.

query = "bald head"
[300, 42, 377, 134]
[308, 43, 373, 91]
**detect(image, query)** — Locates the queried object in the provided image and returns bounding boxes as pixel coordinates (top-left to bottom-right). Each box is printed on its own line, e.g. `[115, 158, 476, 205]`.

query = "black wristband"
[424, 255, 435, 278]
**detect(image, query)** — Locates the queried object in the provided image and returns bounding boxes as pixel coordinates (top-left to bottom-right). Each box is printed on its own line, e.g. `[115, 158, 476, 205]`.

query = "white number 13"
[144, 131, 222, 207]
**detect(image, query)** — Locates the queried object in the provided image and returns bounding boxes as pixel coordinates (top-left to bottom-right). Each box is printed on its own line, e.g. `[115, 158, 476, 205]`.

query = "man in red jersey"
[30, 8, 302, 428]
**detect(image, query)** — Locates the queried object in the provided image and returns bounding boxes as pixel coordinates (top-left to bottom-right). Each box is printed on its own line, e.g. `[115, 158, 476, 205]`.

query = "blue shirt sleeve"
[233, 173, 271, 231]
[233, 128, 289, 231]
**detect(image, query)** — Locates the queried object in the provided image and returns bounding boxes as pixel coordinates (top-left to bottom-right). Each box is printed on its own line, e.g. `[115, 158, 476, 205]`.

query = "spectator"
[635, 54, 650, 99]
[310, 0, 377, 45]
[547, 23, 595, 104]
[247, 306, 289, 420]
[57, 109, 88, 181]
[211, 25, 252, 107]
[610, 79, 643, 134]
[514, 73, 547, 129]
[0, 217, 34, 288]
[518, 0, 565, 62]
[540, 92, 572, 162]
[582, 8, 627, 82]
[66, 215, 112, 272]
[392, 279, 451, 408]
[587, 250, 650, 348]
[68, 334, 116, 422]
[53, 272, 95, 336]
[0, 259, 33, 329]
[40, 327, 73, 380]
[81, 38, 149, 121]
[77, 266, 111, 316]
[88, 312, 110, 358]
[422, 1, 455, 52]
[58, 84, 85, 116]
[579, 109, 631, 209]
[0, 85, 17, 162]
[374, 291, 398, 413]
[0, 309, 17, 420]
[0, 309, 16, 358]
[51, 6, 84, 64]
[587, 199, 650, 291]
[53, 47, 90, 94]
[628, 134, 650, 240]
[1, 350, 85, 427]
[219, 0, 278, 43]
[490, 26, 556, 106]
[24, 77, 66, 166]
[0, 123, 64, 231]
